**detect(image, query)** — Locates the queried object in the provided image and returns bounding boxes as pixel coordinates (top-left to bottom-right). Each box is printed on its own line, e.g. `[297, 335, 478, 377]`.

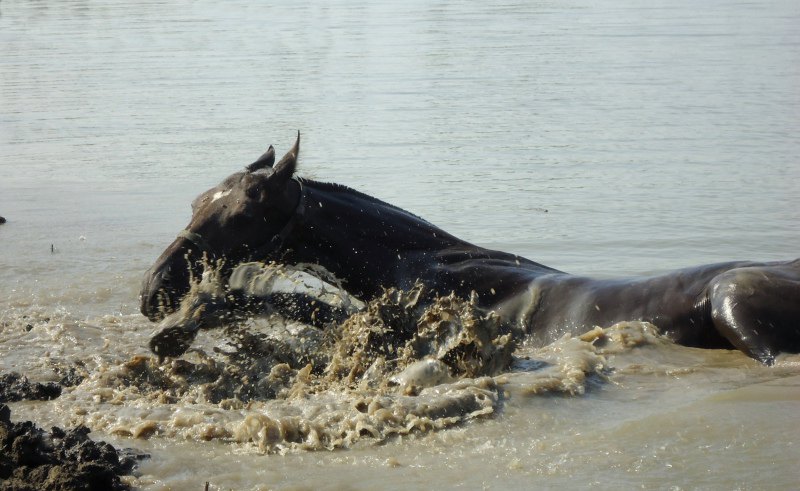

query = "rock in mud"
[0, 404, 147, 491]
[0, 372, 61, 403]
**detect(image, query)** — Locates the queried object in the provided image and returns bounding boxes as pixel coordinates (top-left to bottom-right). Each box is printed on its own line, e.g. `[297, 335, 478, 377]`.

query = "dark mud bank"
[0, 403, 147, 491]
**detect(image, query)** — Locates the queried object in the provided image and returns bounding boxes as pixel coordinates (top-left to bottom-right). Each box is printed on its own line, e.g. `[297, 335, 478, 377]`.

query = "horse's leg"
[260, 292, 352, 328]
[708, 261, 800, 364]
[149, 291, 352, 358]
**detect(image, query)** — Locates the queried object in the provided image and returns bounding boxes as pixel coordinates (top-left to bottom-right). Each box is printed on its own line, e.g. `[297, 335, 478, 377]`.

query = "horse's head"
[140, 134, 302, 321]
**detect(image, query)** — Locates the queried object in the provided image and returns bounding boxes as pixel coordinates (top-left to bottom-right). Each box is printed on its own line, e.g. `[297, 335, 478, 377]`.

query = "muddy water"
[1, 0, 799, 489]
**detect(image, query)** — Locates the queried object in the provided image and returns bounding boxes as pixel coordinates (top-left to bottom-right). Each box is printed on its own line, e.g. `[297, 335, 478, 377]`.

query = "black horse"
[140, 134, 800, 364]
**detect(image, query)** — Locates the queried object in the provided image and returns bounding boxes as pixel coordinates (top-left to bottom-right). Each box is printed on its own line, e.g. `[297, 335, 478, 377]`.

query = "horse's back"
[505, 259, 800, 354]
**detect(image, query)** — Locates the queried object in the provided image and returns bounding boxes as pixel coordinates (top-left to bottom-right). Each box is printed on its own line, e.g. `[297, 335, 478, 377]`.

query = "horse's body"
[140, 135, 800, 364]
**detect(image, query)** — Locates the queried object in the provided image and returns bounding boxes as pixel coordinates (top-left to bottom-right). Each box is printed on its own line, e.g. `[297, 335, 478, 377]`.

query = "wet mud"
[0, 372, 62, 403]
[0, 404, 145, 491]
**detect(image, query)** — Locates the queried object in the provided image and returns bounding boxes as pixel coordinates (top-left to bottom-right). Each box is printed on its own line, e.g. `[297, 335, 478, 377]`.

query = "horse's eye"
[246, 185, 264, 200]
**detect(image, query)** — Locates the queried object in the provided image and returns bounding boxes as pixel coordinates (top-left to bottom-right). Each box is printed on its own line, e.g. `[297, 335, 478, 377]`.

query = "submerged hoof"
[149, 325, 199, 359]
[0, 216, 6, 224]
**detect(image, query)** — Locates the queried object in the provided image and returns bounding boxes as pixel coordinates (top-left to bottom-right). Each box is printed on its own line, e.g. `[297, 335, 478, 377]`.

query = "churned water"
[1, 1, 799, 489]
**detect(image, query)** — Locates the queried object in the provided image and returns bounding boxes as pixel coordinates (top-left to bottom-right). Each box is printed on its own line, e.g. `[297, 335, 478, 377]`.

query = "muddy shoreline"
[0, 402, 146, 491]
[1, 368, 146, 490]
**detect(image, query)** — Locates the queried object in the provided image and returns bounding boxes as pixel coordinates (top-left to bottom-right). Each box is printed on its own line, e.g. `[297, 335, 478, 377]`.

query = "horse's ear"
[273, 132, 299, 181]
[247, 145, 275, 172]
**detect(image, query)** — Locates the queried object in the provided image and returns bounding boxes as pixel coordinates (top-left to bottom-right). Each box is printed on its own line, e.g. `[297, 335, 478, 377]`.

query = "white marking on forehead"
[211, 189, 232, 203]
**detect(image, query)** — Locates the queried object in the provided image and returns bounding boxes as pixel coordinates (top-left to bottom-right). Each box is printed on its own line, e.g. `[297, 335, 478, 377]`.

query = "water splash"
[2, 261, 689, 454]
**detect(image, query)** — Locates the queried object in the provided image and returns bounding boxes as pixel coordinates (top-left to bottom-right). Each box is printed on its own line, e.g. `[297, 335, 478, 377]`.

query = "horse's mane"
[297, 177, 434, 225]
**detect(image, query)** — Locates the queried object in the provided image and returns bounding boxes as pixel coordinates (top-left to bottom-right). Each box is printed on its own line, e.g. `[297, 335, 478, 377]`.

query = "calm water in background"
[1, 1, 799, 489]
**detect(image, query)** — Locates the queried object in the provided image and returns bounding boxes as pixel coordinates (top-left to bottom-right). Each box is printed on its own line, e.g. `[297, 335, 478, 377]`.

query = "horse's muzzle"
[140, 267, 169, 321]
[139, 261, 192, 322]
[140, 236, 203, 321]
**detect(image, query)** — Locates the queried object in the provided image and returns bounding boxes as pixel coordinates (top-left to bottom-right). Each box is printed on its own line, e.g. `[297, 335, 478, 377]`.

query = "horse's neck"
[284, 182, 470, 298]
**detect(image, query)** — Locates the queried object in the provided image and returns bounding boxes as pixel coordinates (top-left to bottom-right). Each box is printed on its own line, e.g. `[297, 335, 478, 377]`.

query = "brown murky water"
[1, 0, 799, 489]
